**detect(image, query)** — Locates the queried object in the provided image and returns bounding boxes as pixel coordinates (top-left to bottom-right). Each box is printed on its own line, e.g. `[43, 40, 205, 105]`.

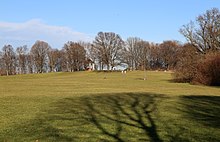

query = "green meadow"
[0, 71, 219, 141]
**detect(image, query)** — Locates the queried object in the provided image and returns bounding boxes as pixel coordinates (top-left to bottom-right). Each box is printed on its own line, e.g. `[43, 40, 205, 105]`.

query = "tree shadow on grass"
[11, 93, 164, 141]
[181, 95, 220, 128]
[4, 94, 220, 141]
[79, 93, 163, 142]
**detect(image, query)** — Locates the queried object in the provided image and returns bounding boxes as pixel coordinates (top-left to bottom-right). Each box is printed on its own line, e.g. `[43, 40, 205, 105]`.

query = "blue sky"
[0, 0, 219, 49]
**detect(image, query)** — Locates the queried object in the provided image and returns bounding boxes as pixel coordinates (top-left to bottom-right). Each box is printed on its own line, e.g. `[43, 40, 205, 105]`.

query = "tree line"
[0, 8, 219, 86]
[0, 36, 182, 75]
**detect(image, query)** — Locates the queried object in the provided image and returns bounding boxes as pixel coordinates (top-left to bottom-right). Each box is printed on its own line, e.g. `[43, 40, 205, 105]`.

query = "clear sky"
[0, 0, 219, 49]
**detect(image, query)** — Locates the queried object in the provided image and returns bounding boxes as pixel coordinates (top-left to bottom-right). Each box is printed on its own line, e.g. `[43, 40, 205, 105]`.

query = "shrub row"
[174, 47, 220, 86]
[194, 53, 220, 86]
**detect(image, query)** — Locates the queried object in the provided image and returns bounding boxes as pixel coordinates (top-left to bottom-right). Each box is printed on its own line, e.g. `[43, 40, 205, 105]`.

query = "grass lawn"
[0, 71, 220, 141]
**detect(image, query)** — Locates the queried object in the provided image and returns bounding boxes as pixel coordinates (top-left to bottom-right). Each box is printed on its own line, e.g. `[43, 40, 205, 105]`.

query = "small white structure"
[121, 69, 127, 74]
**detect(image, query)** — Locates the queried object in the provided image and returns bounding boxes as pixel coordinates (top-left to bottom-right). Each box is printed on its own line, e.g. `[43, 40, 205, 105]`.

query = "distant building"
[85, 58, 95, 71]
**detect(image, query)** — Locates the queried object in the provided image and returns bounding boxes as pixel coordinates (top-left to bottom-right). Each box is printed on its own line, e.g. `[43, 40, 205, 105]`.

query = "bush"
[193, 53, 220, 86]
[174, 47, 220, 86]
[173, 44, 199, 83]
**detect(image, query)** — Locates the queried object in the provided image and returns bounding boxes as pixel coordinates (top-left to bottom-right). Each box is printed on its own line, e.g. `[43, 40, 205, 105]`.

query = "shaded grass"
[180, 95, 220, 128]
[3, 93, 162, 141]
[0, 71, 220, 141]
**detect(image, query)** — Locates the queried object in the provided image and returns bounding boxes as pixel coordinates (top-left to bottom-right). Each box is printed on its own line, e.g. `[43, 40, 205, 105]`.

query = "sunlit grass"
[0, 71, 219, 141]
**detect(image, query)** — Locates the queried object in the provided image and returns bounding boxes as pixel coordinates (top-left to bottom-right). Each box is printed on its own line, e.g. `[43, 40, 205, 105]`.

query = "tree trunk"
[107, 64, 110, 71]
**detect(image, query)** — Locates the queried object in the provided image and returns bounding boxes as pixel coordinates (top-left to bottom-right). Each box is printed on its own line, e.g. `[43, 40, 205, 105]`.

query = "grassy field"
[0, 71, 219, 142]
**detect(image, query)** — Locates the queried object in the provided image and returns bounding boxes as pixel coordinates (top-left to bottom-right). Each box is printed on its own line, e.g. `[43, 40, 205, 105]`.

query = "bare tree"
[124, 37, 141, 70]
[58, 49, 67, 72]
[90, 43, 104, 70]
[26, 53, 34, 74]
[63, 41, 86, 72]
[0, 51, 3, 75]
[16, 45, 28, 74]
[48, 49, 61, 72]
[31, 40, 51, 73]
[148, 43, 164, 70]
[124, 38, 150, 70]
[79, 42, 97, 70]
[1, 45, 16, 76]
[180, 8, 220, 53]
[159, 40, 180, 70]
[93, 32, 124, 70]
[135, 40, 150, 70]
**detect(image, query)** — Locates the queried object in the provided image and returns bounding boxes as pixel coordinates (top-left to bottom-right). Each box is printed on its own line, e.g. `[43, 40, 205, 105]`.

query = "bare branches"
[31, 40, 51, 73]
[63, 41, 86, 72]
[1, 45, 16, 75]
[180, 8, 220, 53]
[93, 32, 124, 70]
[16, 45, 28, 74]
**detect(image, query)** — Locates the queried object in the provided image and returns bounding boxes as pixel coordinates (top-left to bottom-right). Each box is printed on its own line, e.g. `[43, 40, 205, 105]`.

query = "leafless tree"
[79, 42, 97, 70]
[93, 32, 124, 70]
[90, 43, 104, 70]
[30, 40, 51, 73]
[63, 41, 86, 72]
[180, 8, 220, 53]
[159, 40, 180, 70]
[16, 45, 28, 74]
[124, 38, 150, 70]
[57, 49, 67, 72]
[1, 45, 16, 76]
[26, 53, 34, 74]
[48, 49, 62, 72]
[124, 37, 141, 70]
[148, 43, 164, 70]
[136, 40, 151, 70]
